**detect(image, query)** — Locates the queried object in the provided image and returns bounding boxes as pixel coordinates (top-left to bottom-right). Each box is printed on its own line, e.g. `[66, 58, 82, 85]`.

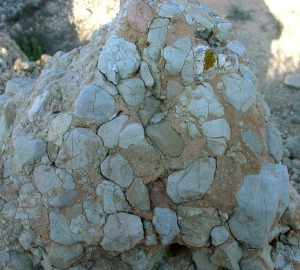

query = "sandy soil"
[202, 0, 300, 140]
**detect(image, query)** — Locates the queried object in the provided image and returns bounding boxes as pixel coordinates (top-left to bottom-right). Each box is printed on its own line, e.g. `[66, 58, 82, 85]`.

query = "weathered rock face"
[0, 0, 299, 269]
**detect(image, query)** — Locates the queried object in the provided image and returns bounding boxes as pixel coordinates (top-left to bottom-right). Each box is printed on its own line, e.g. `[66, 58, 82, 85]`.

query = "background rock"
[0, 0, 299, 269]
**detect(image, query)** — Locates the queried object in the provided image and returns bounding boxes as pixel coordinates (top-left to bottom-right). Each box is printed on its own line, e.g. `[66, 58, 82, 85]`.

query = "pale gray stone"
[13, 135, 47, 173]
[5, 77, 33, 96]
[185, 14, 193, 25]
[229, 163, 289, 248]
[47, 244, 84, 269]
[182, 83, 224, 121]
[193, 248, 218, 270]
[152, 207, 180, 245]
[93, 70, 118, 95]
[49, 212, 78, 245]
[283, 73, 300, 89]
[98, 35, 141, 84]
[0, 251, 9, 262]
[210, 241, 243, 270]
[140, 61, 154, 87]
[100, 154, 134, 188]
[143, 220, 158, 246]
[117, 78, 146, 107]
[145, 121, 184, 158]
[120, 139, 164, 183]
[33, 165, 62, 193]
[187, 122, 201, 139]
[28, 91, 49, 123]
[226, 40, 246, 56]
[207, 137, 227, 155]
[15, 193, 42, 220]
[2, 201, 17, 219]
[69, 214, 103, 244]
[242, 126, 264, 154]
[158, 3, 181, 18]
[100, 213, 144, 252]
[9, 252, 33, 270]
[187, 98, 208, 121]
[48, 191, 77, 208]
[285, 136, 300, 159]
[83, 201, 105, 225]
[48, 113, 73, 146]
[138, 97, 161, 126]
[181, 49, 195, 85]
[210, 226, 230, 246]
[18, 230, 37, 250]
[166, 80, 184, 101]
[222, 73, 257, 112]
[121, 247, 157, 270]
[50, 211, 103, 245]
[240, 244, 274, 270]
[239, 64, 256, 82]
[56, 168, 76, 190]
[167, 157, 216, 203]
[178, 206, 221, 247]
[147, 18, 169, 47]
[266, 122, 283, 162]
[280, 185, 300, 230]
[96, 180, 131, 214]
[97, 115, 129, 148]
[201, 118, 231, 140]
[56, 128, 108, 171]
[2, 101, 16, 129]
[74, 84, 115, 125]
[214, 22, 235, 43]
[126, 178, 150, 211]
[162, 37, 192, 75]
[119, 123, 145, 149]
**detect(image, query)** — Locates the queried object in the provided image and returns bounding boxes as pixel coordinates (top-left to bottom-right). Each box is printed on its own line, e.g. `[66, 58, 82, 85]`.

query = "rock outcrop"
[0, 0, 299, 269]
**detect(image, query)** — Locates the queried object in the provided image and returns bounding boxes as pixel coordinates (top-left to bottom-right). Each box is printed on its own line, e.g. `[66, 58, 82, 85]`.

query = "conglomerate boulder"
[0, 0, 300, 269]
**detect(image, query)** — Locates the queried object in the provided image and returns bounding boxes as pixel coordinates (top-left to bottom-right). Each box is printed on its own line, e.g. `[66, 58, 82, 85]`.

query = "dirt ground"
[202, 0, 300, 141]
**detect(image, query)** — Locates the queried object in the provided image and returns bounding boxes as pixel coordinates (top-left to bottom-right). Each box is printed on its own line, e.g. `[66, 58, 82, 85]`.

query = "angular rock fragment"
[266, 122, 283, 162]
[229, 163, 289, 248]
[178, 206, 221, 247]
[100, 154, 134, 188]
[98, 35, 141, 84]
[145, 121, 184, 157]
[152, 207, 180, 245]
[47, 244, 84, 269]
[201, 118, 231, 140]
[242, 126, 264, 154]
[167, 157, 216, 203]
[13, 136, 47, 173]
[162, 37, 192, 76]
[101, 213, 144, 252]
[48, 113, 73, 146]
[222, 73, 257, 112]
[56, 128, 108, 171]
[119, 123, 145, 149]
[33, 165, 62, 193]
[210, 241, 243, 270]
[126, 178, 150, 211]
[96, 180, 131, 214]
[74, 84, 115, 125]
[117, 78, 146, 107]
[210, 225, 230, 246]
[97, 115, 129, 148]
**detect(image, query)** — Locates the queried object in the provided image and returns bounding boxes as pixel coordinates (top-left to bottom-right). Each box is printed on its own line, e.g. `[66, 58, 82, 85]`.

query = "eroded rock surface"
[0, 0, 299, 269]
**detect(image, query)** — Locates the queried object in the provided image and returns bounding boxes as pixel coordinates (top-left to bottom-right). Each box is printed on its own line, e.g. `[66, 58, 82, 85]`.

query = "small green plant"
[19, 35, 43, 61]
[227, 4, 252, 22]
